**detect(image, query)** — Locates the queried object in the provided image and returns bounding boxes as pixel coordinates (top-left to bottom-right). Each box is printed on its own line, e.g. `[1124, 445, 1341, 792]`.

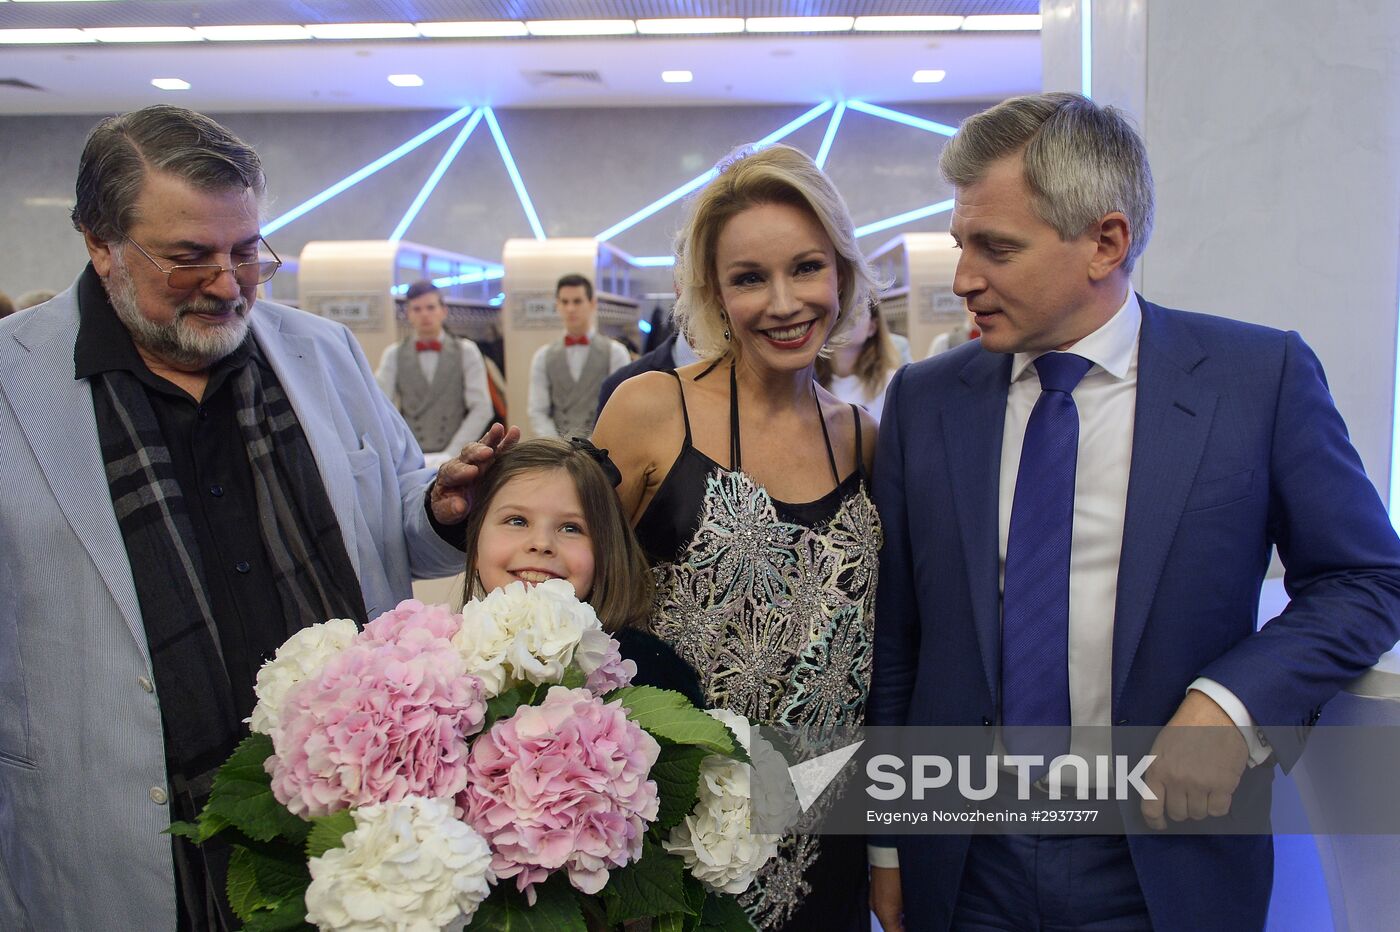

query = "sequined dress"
[635, 367, 881, 932]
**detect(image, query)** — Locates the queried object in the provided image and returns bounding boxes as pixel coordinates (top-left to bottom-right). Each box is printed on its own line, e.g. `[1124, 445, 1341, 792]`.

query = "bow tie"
[564, 334, 589, 347]
[415, 340, 442, 352]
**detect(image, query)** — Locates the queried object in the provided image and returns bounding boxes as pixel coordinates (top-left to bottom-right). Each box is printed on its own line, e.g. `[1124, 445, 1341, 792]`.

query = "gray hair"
[672, 144, 882, 360]
[940, 92, 1154, 272]
[71, 104, 265, 242]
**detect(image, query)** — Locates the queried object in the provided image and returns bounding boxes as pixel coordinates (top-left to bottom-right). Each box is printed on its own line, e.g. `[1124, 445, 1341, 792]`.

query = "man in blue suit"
[868, 93, 1400, 931]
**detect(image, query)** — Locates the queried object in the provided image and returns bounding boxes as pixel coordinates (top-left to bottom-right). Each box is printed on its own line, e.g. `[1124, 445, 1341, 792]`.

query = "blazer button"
[138, 675, 154, 693]
[149, 787, 168, 805]
[234, 561, 251, 574]
[981, 716, 992, 726]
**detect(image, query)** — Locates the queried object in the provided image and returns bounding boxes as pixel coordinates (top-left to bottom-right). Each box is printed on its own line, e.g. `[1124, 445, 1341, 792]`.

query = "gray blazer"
[0, 279, 465, 930]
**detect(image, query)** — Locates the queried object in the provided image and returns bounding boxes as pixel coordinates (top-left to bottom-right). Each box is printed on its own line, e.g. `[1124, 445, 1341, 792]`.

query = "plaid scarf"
[94, 341, 367, 786]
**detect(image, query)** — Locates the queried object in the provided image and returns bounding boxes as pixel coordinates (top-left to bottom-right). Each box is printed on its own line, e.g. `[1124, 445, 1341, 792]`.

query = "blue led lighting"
[815, 101, 847, 169]
[389, 109, 484, 243]
[433, 266, 505, 288]
[854, 199, 955, 239]
[630, 255, 678, 268]
[261, 106, 475, 237]
[845, 100, 958, 137]
[483, 108, 546, 240]
[595, 101, 834, 242]
[638, 319, 653, 334]
[1082, 0, 1093, 98]
[489, 292, 506, 307]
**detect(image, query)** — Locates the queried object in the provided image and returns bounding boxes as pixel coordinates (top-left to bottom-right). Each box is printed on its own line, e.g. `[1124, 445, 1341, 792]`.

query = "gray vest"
[395, 333, 466, 452]
[546, 338, 612, 439]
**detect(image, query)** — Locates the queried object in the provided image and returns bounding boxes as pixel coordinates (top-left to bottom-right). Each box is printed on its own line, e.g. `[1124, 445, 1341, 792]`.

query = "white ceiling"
[0, 12, 1041, 114]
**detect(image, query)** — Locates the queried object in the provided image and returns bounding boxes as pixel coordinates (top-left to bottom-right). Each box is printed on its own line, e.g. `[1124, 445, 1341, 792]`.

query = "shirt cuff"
[1188, 678, 1272, 766]
[867, 845, 899, 869]
[424, 482, 467, 551]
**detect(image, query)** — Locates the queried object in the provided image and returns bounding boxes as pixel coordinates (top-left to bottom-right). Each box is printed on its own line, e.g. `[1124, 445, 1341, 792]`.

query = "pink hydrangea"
[578, 629, 637, 695]
[460, 686, 660, 902]
[359, 598, 462, 646]
[267, 630, 487, 818]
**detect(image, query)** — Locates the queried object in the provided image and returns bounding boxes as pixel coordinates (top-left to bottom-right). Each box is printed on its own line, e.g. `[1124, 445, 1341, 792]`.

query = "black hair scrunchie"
[569, 437, 624, 488]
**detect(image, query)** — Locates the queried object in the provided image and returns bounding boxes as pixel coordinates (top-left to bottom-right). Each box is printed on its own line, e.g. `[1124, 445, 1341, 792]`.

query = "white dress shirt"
[868, 291, 1264, 871]
[375, 333, 494, 456]
[527, 331, 631, 437]
[827, 370, 895, 424]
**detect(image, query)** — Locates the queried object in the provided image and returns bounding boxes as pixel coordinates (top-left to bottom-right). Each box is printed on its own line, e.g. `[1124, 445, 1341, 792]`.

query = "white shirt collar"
[1011, 289, 1141, 383]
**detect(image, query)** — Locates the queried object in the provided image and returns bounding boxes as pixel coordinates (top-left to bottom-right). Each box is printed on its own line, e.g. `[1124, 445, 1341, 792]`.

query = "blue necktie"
[1002, 352, 1093, 762]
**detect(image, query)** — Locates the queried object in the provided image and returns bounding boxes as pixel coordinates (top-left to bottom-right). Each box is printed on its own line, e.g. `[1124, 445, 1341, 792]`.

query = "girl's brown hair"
[460, 439, 654, 631]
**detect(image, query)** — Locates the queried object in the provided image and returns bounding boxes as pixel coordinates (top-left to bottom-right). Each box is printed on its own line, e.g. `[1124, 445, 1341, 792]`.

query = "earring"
[721, 312, 731, 342]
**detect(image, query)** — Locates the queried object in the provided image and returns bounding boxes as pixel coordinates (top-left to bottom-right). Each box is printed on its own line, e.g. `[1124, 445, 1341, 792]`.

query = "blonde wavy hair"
[671, 144, 881, 361]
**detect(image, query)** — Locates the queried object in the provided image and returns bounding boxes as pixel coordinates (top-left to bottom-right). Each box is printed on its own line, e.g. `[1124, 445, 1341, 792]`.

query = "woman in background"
[815, 297, 901, 423]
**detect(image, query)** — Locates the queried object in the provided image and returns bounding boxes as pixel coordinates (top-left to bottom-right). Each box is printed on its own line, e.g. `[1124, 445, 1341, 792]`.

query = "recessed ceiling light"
[854, 16, 964, 32]
[151, 78, 191, 91]
[746, 17, 854, 34]
[913, 69, 947, 83]
[525, 20, 636, 37]
[304, 23, 420, 40]
[0, 29, 96, 44]
[388, 73, 424, 87]
[661, 70, 693, 84]
[195, 25, 311, 42]
[416, 21, 528, 38]
[961, 15, 1043, 31]
[85, 27, 202, 43]
[636, 18, 745, 35]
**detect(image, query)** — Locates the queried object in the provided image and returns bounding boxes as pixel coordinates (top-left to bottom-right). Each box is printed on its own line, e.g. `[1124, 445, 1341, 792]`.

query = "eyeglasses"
[123, 235, 282, 290]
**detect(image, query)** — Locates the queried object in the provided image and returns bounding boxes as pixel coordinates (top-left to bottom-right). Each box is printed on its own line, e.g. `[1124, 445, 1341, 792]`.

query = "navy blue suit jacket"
[598, 333, 679, 412]
[869, 299, 1400, 931]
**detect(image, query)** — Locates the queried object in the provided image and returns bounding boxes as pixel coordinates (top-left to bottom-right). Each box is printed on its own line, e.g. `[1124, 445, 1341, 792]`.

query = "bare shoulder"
[599, 369, 683, 424]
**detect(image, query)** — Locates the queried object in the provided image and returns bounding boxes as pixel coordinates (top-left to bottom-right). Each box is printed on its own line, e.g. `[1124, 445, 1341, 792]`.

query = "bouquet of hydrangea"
[170, 580, 779, 932]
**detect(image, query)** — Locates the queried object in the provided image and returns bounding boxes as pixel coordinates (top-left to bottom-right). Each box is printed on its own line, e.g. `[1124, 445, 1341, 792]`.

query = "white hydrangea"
[664, 709, 782, 894]
[305, 796, 494, 932]
[248, 618, 358, 735]
[454, 579, 608, 696]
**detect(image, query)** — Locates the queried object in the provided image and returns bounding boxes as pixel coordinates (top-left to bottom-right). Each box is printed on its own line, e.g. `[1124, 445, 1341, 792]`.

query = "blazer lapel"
[942, 350, 1012, 704]
[251, 309, 363, 579]
[1112, 300, 1218, 711]
[1, 299, 150, 660]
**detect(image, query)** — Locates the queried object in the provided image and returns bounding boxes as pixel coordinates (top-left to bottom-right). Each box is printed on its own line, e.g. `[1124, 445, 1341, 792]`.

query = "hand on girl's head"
[430, 423, 522, 524]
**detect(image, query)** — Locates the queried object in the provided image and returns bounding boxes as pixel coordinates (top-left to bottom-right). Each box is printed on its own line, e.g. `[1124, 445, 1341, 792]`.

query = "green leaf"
[305, 809, 357, 860]
[240, 895, 314, 932]
[610, 687, 735, 756]
[205, 734, 310, 843]
[603, 836, 691, 924]
[561, 666, 587, 689]
[165, 820, 202, 841]
[227, 847, 277, 921]
[652, 744, 708, 830]
[469, 875, 587, 931]
[483, 684, 533, 731]
[697, 892, 755, 932]
[657, 912, 688, 932]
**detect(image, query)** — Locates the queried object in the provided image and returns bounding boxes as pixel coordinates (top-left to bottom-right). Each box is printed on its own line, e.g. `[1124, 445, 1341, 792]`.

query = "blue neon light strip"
[1081, 0, 1093, 98]
[261, 106, 475, 237]
[483, 108, 546, 240]
[854, 198, 955, 239]
[389, 109, 484, 243]
[595, 101, 834, 242]
[434, 267, 504, 288]
[815, 101, 847, 169]
[630, 255, 678, 268]
[846, 100, 959, 137]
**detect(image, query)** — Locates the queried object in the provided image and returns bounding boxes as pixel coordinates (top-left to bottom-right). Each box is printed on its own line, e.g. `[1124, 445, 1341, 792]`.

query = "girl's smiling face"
[474, 469, 596, 599]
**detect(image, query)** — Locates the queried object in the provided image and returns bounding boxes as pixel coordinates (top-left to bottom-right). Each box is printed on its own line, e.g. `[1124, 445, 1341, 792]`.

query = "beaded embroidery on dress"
[650, 465, 881, 930]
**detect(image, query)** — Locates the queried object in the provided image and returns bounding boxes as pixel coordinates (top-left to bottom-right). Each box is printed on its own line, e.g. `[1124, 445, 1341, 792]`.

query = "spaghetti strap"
[814, 388, 841, 488]
[849, 404, 865, 479]
[729, 364, 741, 471]
[667, 371, 694, 447]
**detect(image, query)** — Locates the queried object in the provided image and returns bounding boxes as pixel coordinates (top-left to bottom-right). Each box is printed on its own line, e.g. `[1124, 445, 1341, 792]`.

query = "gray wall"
[0, 101, 982, 299]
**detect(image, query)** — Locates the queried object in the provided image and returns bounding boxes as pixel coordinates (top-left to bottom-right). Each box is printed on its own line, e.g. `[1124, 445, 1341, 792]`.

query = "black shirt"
[74, 264, 287, 722]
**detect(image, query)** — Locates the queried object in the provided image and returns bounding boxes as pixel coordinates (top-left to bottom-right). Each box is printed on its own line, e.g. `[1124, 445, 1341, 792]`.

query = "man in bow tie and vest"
[867, 93, 1400, 932]
[376, 279, 493, 463]
[527, 272, 630, 439]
